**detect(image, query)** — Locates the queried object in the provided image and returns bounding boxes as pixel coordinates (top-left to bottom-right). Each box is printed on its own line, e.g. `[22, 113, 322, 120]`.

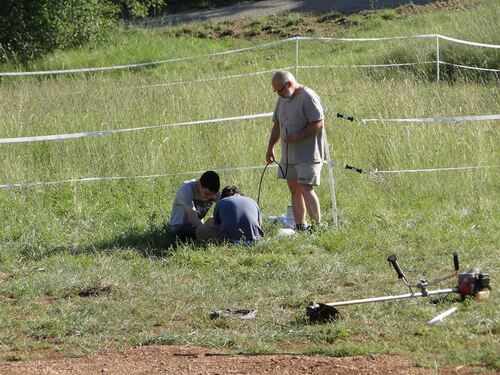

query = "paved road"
[139, 0, 437, 26]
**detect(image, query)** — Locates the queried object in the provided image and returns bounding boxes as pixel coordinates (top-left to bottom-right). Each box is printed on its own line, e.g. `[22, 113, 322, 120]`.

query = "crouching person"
[168, 170, 220, 241]
[197, 186, 263, 245]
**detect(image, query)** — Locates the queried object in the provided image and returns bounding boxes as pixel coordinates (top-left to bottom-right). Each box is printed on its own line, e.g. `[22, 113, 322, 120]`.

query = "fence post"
[295, 37, 299, 79]
[436, 34, 440, 83]
[323, 127, 339, 227]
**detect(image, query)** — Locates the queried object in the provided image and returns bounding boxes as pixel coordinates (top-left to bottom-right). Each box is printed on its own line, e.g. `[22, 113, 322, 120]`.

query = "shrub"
[112, 0, 166, 19]
[0, 0, 118, 64]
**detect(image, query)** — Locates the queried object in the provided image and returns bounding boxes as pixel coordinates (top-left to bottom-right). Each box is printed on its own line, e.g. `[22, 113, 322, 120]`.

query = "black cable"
[258, 128, 288, 210]
[284, 128, 289, 179]
[257, 160, 285, 208]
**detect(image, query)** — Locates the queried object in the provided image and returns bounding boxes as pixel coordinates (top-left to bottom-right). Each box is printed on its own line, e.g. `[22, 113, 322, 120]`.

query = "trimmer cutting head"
[305, 303, 340, 323]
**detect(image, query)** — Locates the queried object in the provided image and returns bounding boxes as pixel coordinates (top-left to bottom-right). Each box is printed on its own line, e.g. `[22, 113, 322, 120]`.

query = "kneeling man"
[198, 186, 263, 244]
[168, 170, 220, 240]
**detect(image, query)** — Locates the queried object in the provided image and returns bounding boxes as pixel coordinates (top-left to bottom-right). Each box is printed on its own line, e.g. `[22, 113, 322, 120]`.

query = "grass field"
[0, 0, 499, 370]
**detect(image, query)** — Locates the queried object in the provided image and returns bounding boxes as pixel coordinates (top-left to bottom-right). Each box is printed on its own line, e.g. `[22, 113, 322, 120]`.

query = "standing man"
[266, 70, 325, 231]
[168, 170, 220, 240]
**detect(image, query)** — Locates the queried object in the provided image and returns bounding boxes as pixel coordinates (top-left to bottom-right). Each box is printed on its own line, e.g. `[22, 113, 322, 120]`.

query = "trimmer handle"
[453, 252, 459, 271]
[387, 254, 406, 280]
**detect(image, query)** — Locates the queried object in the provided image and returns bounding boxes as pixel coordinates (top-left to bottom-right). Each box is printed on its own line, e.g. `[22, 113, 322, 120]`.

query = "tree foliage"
[0, 0, 119, 63]
[111, 0, 167, 19]
[0, 0, 249, 64]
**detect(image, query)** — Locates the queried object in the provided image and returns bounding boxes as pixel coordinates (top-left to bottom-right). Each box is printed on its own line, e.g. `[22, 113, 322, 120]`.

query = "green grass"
[0, 0, 499, 371]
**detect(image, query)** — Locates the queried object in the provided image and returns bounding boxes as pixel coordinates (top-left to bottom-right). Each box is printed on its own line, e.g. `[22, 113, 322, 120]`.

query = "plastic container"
[285, 206, 295, 228]
[284, 206, 308, 228]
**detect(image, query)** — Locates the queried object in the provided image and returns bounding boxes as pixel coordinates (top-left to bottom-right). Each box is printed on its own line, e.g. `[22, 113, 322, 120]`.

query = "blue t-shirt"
[213, 195, 264, 242]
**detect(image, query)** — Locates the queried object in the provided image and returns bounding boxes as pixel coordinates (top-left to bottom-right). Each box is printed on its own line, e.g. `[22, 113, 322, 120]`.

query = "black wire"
[258, 129, 288, 209]
[257, 160, 285, 208]
[284, 128, 289, 179]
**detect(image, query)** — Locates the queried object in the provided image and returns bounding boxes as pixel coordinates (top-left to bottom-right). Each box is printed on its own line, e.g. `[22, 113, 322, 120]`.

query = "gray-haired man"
[266, 70, 326, 231]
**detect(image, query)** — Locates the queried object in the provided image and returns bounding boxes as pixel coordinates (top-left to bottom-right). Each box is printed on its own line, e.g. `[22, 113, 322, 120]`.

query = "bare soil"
[159, 0, 477, 41]
[0, 344, 489, 374]
[142, 0, 440, 26]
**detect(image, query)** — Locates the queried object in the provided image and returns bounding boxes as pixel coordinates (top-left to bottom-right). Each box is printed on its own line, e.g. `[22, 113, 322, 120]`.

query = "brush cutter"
[306, 253, 491, 322]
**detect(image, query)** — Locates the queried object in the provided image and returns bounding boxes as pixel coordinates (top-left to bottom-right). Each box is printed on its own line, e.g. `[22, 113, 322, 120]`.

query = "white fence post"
[295, 37, 299, 79]
[436, 35, 440, 83]
[323, 127, 339, 226]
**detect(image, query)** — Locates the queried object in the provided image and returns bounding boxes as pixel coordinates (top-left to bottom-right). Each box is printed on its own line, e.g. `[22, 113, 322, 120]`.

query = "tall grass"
[0, 0, 499, 370]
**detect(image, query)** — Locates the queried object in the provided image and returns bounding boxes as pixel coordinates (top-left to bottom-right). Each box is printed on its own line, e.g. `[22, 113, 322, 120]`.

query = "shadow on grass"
[79, 224, 206, 258]
[18, 224, 213, 261]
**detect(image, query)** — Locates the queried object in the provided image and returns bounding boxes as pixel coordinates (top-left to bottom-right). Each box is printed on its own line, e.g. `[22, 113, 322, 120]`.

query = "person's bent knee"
[195, 224, 218, 241]
[170, 223, 197, 241]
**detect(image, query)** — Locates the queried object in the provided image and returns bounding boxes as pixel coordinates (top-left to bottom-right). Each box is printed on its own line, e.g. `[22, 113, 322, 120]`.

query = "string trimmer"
[306, 253, 491, 322]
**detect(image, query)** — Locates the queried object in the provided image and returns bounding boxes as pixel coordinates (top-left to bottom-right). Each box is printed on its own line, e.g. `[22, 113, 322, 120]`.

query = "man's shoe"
[295, 224, 314, 234]
[294, 224, 309, 232]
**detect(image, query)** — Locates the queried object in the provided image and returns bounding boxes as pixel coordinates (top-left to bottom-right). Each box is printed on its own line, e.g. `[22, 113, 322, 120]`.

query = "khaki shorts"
[277, 162, 322, 186]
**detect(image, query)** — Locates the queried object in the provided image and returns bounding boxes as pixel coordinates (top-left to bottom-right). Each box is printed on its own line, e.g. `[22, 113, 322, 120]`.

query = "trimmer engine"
[458, 268, 490, 299]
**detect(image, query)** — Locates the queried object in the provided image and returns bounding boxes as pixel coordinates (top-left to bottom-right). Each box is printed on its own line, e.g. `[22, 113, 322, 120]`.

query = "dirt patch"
[164, 0, 478, 40]
[0, 345, 492, 374]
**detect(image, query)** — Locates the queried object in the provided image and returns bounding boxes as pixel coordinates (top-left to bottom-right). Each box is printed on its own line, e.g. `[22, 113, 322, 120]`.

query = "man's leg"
[287, 179, 306, 226]
[170, 223, 197, 241]
[195, 224, 218, 241]
[302, 184, 321, 224]
[297, 162, 322, 226]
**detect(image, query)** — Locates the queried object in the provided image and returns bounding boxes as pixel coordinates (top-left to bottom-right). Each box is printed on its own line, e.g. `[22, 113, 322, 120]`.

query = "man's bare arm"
[184, 205, 203, 226]
[284, 119, 323, 144]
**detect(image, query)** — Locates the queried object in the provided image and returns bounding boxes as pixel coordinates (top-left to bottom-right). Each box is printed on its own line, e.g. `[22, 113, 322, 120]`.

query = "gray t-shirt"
[213, 195, 263, 242]
[169, 179, 218, 228]
[272, 86, 325, 164]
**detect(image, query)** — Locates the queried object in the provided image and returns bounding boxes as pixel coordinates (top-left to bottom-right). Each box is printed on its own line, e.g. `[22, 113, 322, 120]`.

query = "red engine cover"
[458, 273, 475, 296]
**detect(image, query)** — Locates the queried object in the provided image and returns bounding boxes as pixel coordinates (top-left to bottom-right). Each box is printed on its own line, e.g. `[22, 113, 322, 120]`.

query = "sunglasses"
[273, 82, 289, 93]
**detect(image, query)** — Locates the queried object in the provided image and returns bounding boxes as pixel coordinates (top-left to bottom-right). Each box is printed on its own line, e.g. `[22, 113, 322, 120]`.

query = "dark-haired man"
[168, 170, 220, 240]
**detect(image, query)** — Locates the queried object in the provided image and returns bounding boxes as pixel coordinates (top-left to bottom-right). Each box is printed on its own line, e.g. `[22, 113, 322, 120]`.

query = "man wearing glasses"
[266, 70, 325, 231]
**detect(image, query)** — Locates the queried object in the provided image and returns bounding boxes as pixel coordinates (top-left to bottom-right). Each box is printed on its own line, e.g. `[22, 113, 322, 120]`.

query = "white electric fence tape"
[369, 165, 500, 174]
[436, 34, 500, 49]
[2, 162, 496, 190]
[0, 165, 277, 189]
[1, 34, 498, 77]
[0, 113, 274, 144]
[296, 35, 437, 42]
[134, 59, 496, 90]
[1, 113, 497, 145]
[0, 161, 336, 190]
[359, 114, 500, 124]
[136, 67, 294, 89]
[299, 62, 435, 69]
[136, 58, 498, 90]
[440, 62, 500, 72]
[0, 39, 293, 77]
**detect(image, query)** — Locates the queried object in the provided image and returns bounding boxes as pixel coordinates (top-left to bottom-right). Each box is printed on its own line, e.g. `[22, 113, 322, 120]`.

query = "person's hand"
[266, 148, 276, 164]
[284, 132, 301, 144]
